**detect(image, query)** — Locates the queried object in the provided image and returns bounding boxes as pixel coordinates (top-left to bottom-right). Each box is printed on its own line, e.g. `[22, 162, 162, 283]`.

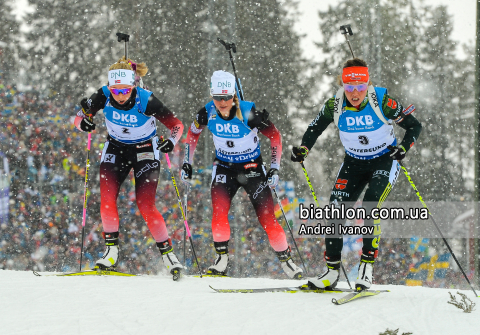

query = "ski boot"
[206, 241, 230, 277]
[95, 232, 120, 270]
[276, 247, 304, 280]
[157, 239, 183, 281]
[308, 254, 340, 289]
[356, 252, 376, 291]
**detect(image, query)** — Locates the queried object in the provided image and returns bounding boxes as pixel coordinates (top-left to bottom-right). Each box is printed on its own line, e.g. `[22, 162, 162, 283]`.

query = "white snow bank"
[1, 270, 478, 335]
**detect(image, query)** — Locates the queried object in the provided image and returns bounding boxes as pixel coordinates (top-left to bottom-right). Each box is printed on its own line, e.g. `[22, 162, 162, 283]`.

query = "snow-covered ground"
[1, 270, 478, 335]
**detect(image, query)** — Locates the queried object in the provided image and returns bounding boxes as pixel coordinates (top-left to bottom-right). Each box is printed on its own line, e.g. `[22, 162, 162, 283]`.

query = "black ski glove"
[291, 146, 309, 162]
[181, 163, 192, 181]
[388, 145, 406, 161]
[79, 98, 95, 132]
[80, 117, 96, 132]
[157, 138, 174, 153]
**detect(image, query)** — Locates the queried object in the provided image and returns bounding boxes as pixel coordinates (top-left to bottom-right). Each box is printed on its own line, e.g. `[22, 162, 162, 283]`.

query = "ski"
[331, 290, 382, 305]
[209, 284, 389, 294]
[33, 269, 138, 277]
[191, 274, 229, 278]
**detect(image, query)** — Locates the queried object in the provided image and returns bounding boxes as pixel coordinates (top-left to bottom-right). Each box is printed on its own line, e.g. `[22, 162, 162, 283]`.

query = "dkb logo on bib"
[216, 123, 239, 133]
[346, 115, 374, 126]
[113, 111, 138, 123]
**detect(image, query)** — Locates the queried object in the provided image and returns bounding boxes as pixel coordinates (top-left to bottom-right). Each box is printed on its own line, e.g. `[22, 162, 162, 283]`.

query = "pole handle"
[116, 32, 130, 59]
[217, 38, 236, 53]
[217, 37, 243, 100]
[339, 24, 355, 58]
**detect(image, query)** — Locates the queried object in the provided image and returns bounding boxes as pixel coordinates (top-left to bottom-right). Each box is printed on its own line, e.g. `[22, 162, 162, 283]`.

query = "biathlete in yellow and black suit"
[291, 58, 422, 291]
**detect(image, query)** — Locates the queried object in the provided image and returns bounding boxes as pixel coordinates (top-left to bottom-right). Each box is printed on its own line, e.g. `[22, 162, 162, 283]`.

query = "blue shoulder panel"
[102, 86, 110, 98]
[136, 87, 153, 114]
[205, 100, 216, 119]
[239, 100, 255, 125]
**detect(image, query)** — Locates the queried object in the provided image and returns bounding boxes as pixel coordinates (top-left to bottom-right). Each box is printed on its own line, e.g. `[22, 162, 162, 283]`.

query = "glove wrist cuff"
[167, 137, 176, 146]
[300, 146, 309, 155]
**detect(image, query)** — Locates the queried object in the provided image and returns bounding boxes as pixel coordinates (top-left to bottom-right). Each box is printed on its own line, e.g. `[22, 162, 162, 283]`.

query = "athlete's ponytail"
[108, 56, 149, 89]
[233, 95, 243, 121]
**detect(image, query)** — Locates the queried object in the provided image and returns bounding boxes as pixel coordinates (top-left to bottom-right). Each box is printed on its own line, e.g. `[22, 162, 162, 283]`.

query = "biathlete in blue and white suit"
[182, 70, 303, 279]
[74, 57, 184, 278]
[291, 58, 422, 290]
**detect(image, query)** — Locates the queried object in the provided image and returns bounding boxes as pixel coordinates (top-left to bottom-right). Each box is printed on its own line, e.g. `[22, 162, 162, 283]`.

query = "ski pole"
[217, 38, 244, 100]
[300, 161, 352, 289]
[400, 163, 478, 297]
[116, 32, 130, 59]
[340, 24, 355, 58]
[79, 132, 92, 271]
[272, 188, 309, 276]
[162, 142, 203, 277]
[183, 183, 190, 265]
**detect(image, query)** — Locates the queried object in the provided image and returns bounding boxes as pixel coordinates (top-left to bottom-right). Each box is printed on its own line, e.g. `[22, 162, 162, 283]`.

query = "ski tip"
[33, 270, 41, 277]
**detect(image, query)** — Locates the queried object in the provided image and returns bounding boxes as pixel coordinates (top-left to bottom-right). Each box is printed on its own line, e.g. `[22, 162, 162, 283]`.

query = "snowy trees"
[0, 1, 19, 83]
[311, 0, 474, 202]
[15, 0, 475, 200]
[23, 0, 307, 176]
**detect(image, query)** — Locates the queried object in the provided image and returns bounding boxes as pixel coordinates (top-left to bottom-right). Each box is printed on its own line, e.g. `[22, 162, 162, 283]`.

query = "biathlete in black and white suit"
[73, 57, 184, 277]
[181, 70, 303, 279]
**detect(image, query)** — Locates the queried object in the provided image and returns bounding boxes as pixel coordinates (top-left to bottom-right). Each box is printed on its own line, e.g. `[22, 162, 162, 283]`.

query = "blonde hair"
[108, 56, 148, 77]
[233, 95, 243, 121]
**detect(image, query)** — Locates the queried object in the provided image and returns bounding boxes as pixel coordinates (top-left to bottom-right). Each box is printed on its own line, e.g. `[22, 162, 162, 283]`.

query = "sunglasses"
[212, 94, 234, 101]
[343, 83, 368, 93]
[110, 87, 133, 95]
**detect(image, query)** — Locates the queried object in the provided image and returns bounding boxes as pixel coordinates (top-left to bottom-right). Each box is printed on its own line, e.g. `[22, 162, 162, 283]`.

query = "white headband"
[108, 69, 135, 86]
[210, 70, 236, 95]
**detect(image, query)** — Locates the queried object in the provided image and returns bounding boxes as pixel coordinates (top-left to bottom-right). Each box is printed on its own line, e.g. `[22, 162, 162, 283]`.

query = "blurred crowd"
[0, 82, 472, 289]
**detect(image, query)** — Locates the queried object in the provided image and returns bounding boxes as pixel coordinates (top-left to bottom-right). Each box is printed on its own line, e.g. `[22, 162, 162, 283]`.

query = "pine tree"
[0, 1, 20, 83]
[25, 0, 105, 97]
[413, 6, 474, 201]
